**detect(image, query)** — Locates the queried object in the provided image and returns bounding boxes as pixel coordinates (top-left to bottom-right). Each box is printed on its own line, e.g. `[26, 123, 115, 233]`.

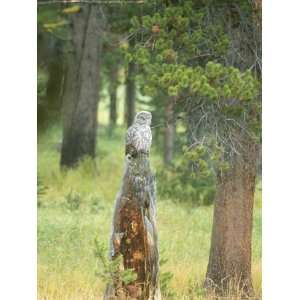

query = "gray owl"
[125, 111, 152, 159]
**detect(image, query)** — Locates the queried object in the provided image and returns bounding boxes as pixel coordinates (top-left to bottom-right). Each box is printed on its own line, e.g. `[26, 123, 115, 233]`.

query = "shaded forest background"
[37, 0, 261, 299]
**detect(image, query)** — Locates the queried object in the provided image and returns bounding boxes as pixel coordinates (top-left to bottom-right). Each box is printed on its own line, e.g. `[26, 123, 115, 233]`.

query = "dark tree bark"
[38, 28, 65, 128]
[105, 123, 161, 300]
[205, 142, 258, 296]
[163, 96, 176, 166]
[60, 5, 103, 168]
[45, 43, 65, 122]
[125, 39, 136, 128]
[108, 64, 119, 132]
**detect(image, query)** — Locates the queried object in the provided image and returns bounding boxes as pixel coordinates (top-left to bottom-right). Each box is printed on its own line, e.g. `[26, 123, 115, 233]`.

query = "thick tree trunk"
[60, 5, 103, 168]
[205, 143, 258, 296]
[105, 128, 160, 299]
[125, 40, 136, 128]
[163, 97, 176, 165]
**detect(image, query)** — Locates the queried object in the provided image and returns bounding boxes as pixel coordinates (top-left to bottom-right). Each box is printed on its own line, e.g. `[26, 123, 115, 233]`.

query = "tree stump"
[104, 116, 161, 300]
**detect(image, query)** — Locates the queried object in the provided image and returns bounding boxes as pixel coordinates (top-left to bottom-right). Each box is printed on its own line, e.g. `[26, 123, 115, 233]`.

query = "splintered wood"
[104, 134, 160, 300]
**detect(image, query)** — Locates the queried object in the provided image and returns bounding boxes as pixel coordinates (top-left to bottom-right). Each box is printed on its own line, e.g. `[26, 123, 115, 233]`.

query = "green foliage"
[65, 190, 82, 211]
[159, 254, 175, 299]
[158, 145, 216, 206]
[130, 0, 261, 163]
[38, 6, 70, 40]
[138, 60, 259, 106]
[37, 176, 47, 197]
[37, 175, 48, 207]
[89, 195, 104, 214]
[37, 71, 48, 99]
[94, 238, 137, 285]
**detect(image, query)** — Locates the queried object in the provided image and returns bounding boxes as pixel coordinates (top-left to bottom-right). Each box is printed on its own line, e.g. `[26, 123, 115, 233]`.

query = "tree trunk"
[125, 40, 136, 128]
[205, 4, 261, 296]
[205, 143, 258, 296]
[105, 126, 161, 299]
[38, 29, 65, 128]
[45, 50, 65, 122]
[60, 5, 103, 168]
[163, 97, 176, 165]
[108, 64, 119, 133]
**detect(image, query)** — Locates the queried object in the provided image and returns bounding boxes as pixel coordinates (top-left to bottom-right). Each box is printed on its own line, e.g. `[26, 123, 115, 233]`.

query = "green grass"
[38, 125, 261, 300]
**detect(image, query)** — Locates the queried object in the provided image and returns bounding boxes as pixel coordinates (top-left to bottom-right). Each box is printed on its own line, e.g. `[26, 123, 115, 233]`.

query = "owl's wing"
[125, 125, 134, 144]
[125, 125, 139, 157]
[140, 126, 152, 154]
[146, 126, 152, 150]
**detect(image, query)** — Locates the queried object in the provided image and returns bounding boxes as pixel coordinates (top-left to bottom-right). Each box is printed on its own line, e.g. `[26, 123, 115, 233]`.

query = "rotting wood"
[104, 112, 161, 300]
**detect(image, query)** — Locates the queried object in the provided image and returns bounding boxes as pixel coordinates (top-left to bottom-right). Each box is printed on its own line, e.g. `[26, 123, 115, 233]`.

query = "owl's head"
[134, 111, 152, 126]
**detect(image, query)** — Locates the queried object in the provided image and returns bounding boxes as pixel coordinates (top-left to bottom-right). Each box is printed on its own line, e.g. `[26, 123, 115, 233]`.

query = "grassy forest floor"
[38, 125, 261, 300]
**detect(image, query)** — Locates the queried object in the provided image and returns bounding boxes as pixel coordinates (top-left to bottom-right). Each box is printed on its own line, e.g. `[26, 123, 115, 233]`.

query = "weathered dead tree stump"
[104, 112, 161, 300]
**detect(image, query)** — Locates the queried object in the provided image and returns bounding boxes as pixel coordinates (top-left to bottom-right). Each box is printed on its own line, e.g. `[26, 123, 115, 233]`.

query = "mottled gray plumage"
[125, 111, 152, 158]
